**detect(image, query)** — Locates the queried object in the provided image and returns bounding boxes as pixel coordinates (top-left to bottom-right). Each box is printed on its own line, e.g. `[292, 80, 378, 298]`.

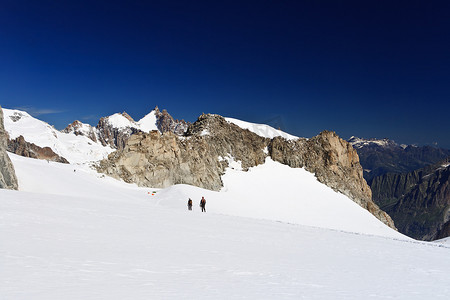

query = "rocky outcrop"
[370, 159, 450, 240]
[154, 106, 190, 135]
[435, 220, 450, 240]
[0, 105, 18, 190]
[63, 107, 190, 151]
[96, 113, 142, 150]
[270, 131, 395, 229]
[63, 120, 99, 143]
[98, 114, 395, 229]
[7, 135, 69, 164]
[98, 114, 268, 190]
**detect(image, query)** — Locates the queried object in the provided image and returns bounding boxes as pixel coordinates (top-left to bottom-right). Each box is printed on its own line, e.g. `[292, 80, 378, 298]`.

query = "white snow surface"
[2, 108, 161, 164]
[136, 110, 158, 132]
[104, 113, 137, 129]
[225, 117, 298, 140]
[3, 154, 450, 299]
[64, 121, 97, 137]
[3, 109, 114, 164]
[434, 237, 450, 244]
[105, 111, 158, 133]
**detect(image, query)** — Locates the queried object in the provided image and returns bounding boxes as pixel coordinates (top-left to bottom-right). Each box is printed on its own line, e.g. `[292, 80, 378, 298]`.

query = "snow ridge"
[3, 109, 114, 164]
[225, 117, 298, 140]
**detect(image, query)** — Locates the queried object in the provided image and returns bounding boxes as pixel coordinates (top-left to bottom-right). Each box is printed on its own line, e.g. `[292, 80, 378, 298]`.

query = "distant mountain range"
[3, 107, 189, 164]
[348, 136, 450, 182]
[349, 137, 450, 240]
[370, 158, 450, 240]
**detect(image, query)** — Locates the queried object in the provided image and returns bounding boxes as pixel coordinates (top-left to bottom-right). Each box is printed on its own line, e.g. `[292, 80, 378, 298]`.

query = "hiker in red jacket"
[200, 197, 206, 212]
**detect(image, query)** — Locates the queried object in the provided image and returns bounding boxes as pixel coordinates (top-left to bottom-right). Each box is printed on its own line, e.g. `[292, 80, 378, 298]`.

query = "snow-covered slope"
[156, 158, 403, 238]
[136, 110, 158, 132]
[4, 108, 302, 166]
[2, 108, 161, 164]
[103, 111, 158, 133]
[104, 113, 137, 129]
[434, 237, 450, 244]
[226, 117, 298, 140]
[8, 153, 402, 238]
[3, 109, 114, 164]
[1, 154, 449, 299]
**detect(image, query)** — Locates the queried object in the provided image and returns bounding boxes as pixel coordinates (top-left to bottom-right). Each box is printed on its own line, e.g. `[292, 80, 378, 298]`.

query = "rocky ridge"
[0, 105, 18, 190]
[270, 132, 394, 228]
[95, 113, 142, 150]
[63, 106, 189, 150]
[370, 158, 450, 240]
[7, 135, 69, 164]
[63, 120, 99, 143]
[155, 107, 190, 135]
[98, 114, 395, 229]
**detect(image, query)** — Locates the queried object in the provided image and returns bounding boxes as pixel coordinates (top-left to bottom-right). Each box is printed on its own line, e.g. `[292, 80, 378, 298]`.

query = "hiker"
[187, 198, 193, 211]
[200, 197, 206, 212]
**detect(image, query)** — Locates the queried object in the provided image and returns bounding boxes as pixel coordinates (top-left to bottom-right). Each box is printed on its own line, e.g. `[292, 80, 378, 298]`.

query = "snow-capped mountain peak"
[103, 112, 138, 130]
[348, 136, 398, 149]
[63, 120, 96, 135]
[3, 108, 114, 164]
[136, 110, 158, 132]
[225, 117, 299, 140]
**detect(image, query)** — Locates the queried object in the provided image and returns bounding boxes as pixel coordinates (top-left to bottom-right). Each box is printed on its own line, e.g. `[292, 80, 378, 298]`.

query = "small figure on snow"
[200, 197, 206, 212]
[187, 198, 193, 211]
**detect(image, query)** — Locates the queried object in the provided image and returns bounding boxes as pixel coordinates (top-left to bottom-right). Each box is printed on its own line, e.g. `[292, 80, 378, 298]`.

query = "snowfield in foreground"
[1, 154, 450, 299]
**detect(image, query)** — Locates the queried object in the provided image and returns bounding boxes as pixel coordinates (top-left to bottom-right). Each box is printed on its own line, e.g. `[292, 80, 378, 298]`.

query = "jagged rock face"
[185, 114, 269, 170]
[99, 131, 225, 190]
[0, 106, 18, 190]
[435, 219, 450, 240]
[96, 113, 142, 150]
[98, 114, 269, 190]
[370, 159, 450, 240]
[7, 135, 69, 164]
[98, 114, 395, 229]
[63, 120, 99, 143]
[62, 107, 189, 151]
[154, 107, 190, 135]
[270, 131, 395, 229]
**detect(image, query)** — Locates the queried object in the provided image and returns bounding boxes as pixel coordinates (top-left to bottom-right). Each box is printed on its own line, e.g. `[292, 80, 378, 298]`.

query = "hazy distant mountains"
[350, 137, 450, 240]
[370, 158, 450, 240]
[349, 136, 450, 182]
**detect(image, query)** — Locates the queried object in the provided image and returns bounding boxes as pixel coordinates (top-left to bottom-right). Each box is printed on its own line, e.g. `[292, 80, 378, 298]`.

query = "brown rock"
[96, 114, 141, 150]
[63, 120, 99, 143]
[7, 135, 69, 164]
[269, 131, 396, 229]
[154, 106, 190, 135]
[97, 114, 395, 229]
[0, 105, 18, 190]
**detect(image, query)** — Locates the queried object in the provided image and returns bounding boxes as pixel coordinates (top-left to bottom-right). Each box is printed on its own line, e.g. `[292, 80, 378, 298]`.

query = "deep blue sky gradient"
[1, 0, 449, 147]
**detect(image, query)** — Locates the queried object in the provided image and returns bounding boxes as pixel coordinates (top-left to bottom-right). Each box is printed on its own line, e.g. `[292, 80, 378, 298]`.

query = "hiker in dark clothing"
[200, 197, 206, 212]
[187, 198, 193, 211]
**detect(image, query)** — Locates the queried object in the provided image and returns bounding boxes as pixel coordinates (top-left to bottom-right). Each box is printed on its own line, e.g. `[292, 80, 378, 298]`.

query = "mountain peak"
[121, 112, 135, 122]
[348, 136, 398, 149]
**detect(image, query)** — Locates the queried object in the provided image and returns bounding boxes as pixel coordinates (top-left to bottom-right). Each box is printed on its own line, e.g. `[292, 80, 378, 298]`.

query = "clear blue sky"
[1, 0, 449, 148]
